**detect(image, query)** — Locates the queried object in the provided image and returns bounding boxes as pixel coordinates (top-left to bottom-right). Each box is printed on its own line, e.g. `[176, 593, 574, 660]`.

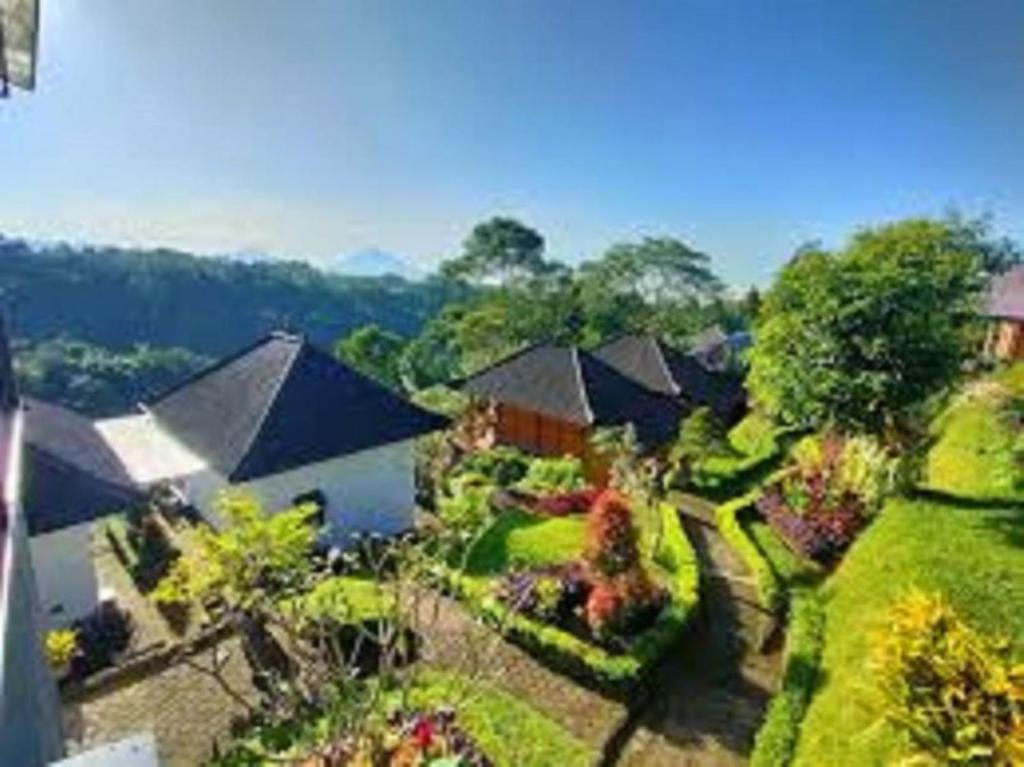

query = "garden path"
[612, 493, 782, 766]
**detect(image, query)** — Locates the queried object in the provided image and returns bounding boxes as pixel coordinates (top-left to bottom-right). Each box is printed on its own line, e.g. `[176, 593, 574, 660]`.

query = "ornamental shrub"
[583, 490, 641, 578]
[453, 446, 531, 488]
[534, 488, 601, 517]
[516, 456, 585, 495]
[870, 592, 1024, 766]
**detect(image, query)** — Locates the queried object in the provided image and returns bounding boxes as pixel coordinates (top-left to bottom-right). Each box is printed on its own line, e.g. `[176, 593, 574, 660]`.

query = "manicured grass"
[464, 510, 585, 575]
[792, 497, 1024, 766]
[923, 392, 1023, 502]
[407, 671, 596, 767]
[747, 519, 823, 589]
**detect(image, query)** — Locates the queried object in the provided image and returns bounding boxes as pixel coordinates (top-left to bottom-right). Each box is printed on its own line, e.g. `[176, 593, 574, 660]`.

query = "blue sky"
[2, 0, 1023, 286]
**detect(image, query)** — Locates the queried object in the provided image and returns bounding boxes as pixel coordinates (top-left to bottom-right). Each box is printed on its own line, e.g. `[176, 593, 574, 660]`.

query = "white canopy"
[96, 413, 207, 486]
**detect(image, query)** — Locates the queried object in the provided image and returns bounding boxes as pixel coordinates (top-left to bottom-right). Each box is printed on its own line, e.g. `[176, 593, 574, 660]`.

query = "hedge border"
[447, 502, 699, 697]
[715, 491, 784, 614]
[749, 588, 826, 767]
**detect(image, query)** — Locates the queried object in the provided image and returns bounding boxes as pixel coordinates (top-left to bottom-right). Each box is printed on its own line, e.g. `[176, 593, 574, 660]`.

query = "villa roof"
[22, 398, 143, 536]
[0, 315, 17, 413]
[147, 332, 447, 482]
[985, 265, 1024, 321]
[460, 342, 686, 447]
[592, 334, 746, 421]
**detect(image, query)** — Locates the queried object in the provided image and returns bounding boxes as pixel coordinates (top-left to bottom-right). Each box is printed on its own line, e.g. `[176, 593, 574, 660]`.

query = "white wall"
[29, 523, 99, 629]
[183, 439, 418, 543]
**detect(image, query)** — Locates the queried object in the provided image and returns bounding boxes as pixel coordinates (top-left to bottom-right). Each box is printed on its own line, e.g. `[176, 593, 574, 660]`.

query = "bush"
[44, 628, 79, 671]
[516, 456, 585, 495]
[583, 490, 642, 578]
[870, 591, 1024, 766]
[533, 488, 601, 517]
[750, 589, 825, 767]
[715, 492, 784, 613]
[453, 446, 531, 488]
[437, 476, 496, 536]
[453, 502, 698, 695]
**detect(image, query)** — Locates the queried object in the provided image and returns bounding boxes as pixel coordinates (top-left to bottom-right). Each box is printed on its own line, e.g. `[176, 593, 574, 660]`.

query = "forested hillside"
[0, 236, 465, 355]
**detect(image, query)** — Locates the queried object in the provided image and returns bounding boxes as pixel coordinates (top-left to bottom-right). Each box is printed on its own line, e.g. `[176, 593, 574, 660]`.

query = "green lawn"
[406, 671, 596, 767]
[464, 510, 585, 575]
[792, 496, 1024, 766]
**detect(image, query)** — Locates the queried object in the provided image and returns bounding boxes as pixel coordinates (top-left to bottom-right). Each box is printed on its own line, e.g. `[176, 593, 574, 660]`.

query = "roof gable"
[594, 334, 746, 420]
[460, 341, 686, 447]
[22, 398, 142, 535]
[149, 334, 447, 482]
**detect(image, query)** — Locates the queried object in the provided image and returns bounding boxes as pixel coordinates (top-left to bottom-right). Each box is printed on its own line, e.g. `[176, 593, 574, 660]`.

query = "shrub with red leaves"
[583, 490, 642, 578]
[584, 570, 667, 639]
[534, 488, 601, 517]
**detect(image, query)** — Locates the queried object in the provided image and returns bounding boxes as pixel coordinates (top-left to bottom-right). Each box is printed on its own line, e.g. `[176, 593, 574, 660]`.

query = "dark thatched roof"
[459, 342, 687, 448]
[22, 398, 143, 536]
[147, 333, 447, 482]
[593, 334, 747, 423]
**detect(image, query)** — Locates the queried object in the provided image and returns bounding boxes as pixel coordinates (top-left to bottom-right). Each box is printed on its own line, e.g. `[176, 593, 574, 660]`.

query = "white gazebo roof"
[96, 413, 207, 486]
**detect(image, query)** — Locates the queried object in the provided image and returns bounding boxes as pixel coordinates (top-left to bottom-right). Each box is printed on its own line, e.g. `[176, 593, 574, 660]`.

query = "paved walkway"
[613, 494, 782, 766]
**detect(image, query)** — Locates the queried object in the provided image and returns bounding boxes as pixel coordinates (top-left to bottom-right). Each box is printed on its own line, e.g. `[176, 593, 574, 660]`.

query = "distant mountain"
[330, 248, 421, 279]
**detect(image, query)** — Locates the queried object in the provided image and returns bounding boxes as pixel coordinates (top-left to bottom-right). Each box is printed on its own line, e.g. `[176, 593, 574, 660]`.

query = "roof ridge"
[650, 337, 683, 396]
[228, 337, 305, 481]
[571, 347, 595, 424]
[453, 338, 557, 386]
[146, 333, 282, 408]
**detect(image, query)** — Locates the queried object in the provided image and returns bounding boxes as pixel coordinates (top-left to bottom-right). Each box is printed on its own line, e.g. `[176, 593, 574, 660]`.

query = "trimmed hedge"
[750, 588, 825, 767]
[715, 491, 784, 613]
[450, 502, 699, 696]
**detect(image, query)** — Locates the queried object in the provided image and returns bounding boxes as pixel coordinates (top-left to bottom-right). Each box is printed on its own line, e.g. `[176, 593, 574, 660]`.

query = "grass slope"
[792, 497, 1024, 766]
[464, 510, 585, 575]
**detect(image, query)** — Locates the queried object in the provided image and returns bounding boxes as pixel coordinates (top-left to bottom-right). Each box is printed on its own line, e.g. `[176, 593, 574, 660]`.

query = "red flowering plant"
[533, 488, 601, 517]
[581, 490, 668, 643]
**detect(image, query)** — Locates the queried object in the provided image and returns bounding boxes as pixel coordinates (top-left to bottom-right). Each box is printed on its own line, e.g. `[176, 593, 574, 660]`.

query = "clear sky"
[2, 0, 1023, 286]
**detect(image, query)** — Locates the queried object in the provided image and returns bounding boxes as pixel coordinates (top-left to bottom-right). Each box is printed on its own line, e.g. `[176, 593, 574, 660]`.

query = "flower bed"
[450, 496, 699, 696]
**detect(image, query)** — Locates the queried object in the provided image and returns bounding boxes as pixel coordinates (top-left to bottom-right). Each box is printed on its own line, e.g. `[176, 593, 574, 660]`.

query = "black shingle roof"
[593, 334, 746, 423]
[148, 333, 447, 482]
[22, 398, 143, 536]
[460, 342, 686, 447]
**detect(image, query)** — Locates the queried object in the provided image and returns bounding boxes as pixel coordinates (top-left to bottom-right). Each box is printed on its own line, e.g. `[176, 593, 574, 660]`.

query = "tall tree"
[334, 324, 407, 391]
[747, 217, 986, 435]
[440, 216, 550, 286]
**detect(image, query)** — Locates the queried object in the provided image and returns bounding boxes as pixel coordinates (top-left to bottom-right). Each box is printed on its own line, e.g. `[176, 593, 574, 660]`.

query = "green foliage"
[15, 336, 210, 416]
[153, 491, 317, 610]
[452, 446, 532, 489]
[751, 589, 825, 767]
[464, 510, 585, 575]
[689, 411, 790, 498]
[793, 498, 1024, 766]
[410, 385, 469, 418]
[436, 477, 497, 538]
[333, 323, 407, 390]
[870, 591, 1024, 766]
[454, 502, 698, 694]
[515, 456, 585, 495]
[715, 492, 785, 613]
[291, 577, 396, 625]
[441, 217, 551, 286]
[748, 217, 987, 434]
[924, 373, 1024, 503]
[0, 236, 463, 358]
[44, 628, 79, 670]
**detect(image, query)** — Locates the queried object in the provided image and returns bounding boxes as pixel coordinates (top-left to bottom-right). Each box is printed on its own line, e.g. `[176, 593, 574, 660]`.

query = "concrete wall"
[183, 439, 418, 543]
[29, 522, 99, 628]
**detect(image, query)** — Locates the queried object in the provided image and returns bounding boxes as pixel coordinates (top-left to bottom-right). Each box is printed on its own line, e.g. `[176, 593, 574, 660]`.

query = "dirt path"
[613, 494, 782, 766]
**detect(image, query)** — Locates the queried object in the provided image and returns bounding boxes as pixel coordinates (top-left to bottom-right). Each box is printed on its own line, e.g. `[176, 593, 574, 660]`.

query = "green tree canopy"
[440, 216, 551, 286]
[334, 323, 407, 390]
[747, 217, 986, 435]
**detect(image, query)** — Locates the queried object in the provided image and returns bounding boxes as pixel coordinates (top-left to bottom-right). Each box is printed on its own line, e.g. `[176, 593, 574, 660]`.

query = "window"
[293, 489, 327, 528]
